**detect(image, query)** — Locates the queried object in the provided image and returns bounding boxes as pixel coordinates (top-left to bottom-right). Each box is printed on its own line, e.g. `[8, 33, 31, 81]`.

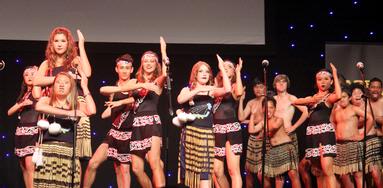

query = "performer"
[34, 71, 96, 187]
[33, 26, 93, 158]
[103, 37, 168, 187]
[273, 74, 308, 188]
[213, 57, 244, 188]
[83, 54, 135, 188]
[332, 87, 372, 188]
[350, 83, 383, 188]
[293, 63, 341, 188]
[7, 66, 41, 188]
[177, 55, 231, 188]
[252, 97, 301, 188]
[238, 78, 266, 188]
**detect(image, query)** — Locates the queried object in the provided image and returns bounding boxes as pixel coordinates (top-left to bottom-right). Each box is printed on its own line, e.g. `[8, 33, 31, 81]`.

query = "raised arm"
[233, 57, 244, 100]
[238, 90, 252, 122]
[327, 63, 341, 104]
[154, 36, 168, 89]
[212, 54, 231, 97]
[77, 30, 91, 77]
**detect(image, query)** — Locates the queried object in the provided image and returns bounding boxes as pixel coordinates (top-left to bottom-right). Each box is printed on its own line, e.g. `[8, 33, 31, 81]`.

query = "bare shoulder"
[289, 94, 298, 101]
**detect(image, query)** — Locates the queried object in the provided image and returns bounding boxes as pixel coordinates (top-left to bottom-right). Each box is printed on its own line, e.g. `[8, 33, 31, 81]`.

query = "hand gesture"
[20, 99, 33, 107]
[142, 82, 157, 91]
[68, 71, 82, 80]
[105, 100, 122, 109]
[77, 29, 85, 45]
[216, 54, 225, 71]
[329, 63, 337, 74]
[236, 57, 243, 73]
[197, 85, 215, 93]
[285, 126, 296, 134]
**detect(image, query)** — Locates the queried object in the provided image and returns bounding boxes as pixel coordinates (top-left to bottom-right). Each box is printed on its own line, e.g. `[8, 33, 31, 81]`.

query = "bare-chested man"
[238, 79, 265, 188]
[351, 83, 383, 188]
[369, 77, 383, 138]
[272, 74, 308, 187]
[250, 97, 301, 188]
[332, 88, 373, 188]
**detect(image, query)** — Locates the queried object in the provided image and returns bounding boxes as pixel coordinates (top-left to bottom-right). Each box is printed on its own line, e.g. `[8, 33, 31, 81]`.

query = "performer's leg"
[371, 166, 383, 188]
[213, 158, 228, 187]
[114, 163, 131, 188]
[340, 174, 354, 188]
[353, 172, 363, 188]
[200, 178, 213, 188]
[299, 158, 312, 188]
[20, 156, 34, 188]
[83, 143, 108, 188]
[321, 156, 336, 188]
[147, 136, 165, 187]
[132, 154, 152, 188]
[244, 165, 254, 188]
[288, 169, 302, 188]
[226, 141, 242, 188]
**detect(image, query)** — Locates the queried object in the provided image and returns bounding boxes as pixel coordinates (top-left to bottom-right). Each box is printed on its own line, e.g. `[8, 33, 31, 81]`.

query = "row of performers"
[7, 26, 383, 188]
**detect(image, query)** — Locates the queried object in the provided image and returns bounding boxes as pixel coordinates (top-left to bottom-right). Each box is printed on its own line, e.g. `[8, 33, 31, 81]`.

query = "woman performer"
[33, 26, 93, 158]
[7, 66, 41, 188]
[101, 37, 168, 188]
[177, 55, 231, 188]
[34, 71, 96, 187]
[293, 63, 341, 188]
[213, 58, 244, 188]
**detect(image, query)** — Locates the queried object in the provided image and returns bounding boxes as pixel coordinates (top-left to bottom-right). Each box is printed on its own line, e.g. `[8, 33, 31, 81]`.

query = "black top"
[308, 102, 332, 125]
[213, 93, 238, 121]
[133, 89, 159, 113]
[50, 66, 83, 96]
[43, 116, 77, 144]
[188, 95, 214, 128]
[19, 92, 39, 124]
[111, 92, 134, 130]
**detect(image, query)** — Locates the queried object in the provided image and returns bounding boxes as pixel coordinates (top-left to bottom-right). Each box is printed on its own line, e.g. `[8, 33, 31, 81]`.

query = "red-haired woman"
[7, 66, 41, 188]
[34, 71, 96, 187]
[177, 55, 231, 188]
[213, 58, 244, 188]
[83, 53, 135, 188]
[33, 27, 93, 158]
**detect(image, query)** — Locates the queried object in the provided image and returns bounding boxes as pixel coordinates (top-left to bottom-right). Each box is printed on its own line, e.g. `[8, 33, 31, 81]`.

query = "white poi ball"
[37, 119, 50, 130]
[48, 122, 62, 135]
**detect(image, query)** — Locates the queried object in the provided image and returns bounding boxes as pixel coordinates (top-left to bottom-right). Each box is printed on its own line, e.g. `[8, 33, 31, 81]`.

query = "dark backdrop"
[1, 1, 382, 187]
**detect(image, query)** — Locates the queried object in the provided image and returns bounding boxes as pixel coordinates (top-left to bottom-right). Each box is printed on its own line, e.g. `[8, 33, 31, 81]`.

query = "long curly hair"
[189, 61, 214, 90]
[135, 51, 161, 83]
[49, 72, 78, 110]
[45, 27, 78, 70]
